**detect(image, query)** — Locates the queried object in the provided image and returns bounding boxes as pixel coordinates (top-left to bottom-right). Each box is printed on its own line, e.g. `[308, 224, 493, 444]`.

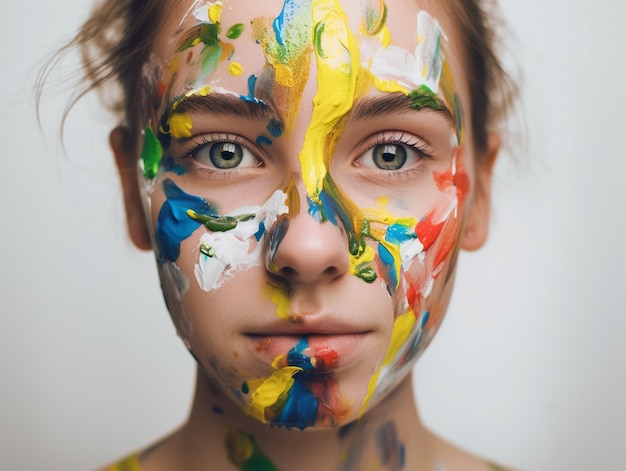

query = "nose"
[267, 208, 350, 284]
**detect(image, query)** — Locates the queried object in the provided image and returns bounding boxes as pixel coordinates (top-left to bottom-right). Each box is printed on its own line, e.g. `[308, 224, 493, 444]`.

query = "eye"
[369, 144, 407, 170]
[192, 139, 258, 170]
[357, 133, 432, 172]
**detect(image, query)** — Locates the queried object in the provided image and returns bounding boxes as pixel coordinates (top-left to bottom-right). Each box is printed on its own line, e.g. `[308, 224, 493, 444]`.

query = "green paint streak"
[408, 84, 448, 112]
[488, 464, 509, 471]
[224, 430, 281, 471]
[313, 22, 326, 58]
[187, 210, 255, 232]
[226, 23, 245, 39]
[363, 1, 387, 35]
[140, 127, 163, 179]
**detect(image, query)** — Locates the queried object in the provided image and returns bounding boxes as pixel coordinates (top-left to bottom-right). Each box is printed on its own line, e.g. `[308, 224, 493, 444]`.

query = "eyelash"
[354, 131, 435, 176]
[174, 133, 262, 178]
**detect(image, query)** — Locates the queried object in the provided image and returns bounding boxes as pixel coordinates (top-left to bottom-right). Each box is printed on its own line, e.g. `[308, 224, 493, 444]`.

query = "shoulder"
[430, 434, 520, 471]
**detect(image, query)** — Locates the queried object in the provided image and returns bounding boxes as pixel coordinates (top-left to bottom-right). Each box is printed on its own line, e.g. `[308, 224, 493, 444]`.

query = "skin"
[108, 0, 506, 469]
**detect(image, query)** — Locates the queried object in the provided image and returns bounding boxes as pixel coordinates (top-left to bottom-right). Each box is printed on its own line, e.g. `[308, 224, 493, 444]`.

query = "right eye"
[192, 139, 258, 170]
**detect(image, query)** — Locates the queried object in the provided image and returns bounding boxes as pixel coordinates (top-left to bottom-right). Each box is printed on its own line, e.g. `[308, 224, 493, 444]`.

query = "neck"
[165, 368, 436, 471]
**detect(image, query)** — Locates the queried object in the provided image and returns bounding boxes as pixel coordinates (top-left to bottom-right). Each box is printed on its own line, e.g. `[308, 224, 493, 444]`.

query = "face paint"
[243, 337, 347, 429]
[138, 0, 472, 430]
[223, 429, 280, 470]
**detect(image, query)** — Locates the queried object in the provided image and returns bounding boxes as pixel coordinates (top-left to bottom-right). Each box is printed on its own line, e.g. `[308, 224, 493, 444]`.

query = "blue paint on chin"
[271, 337, 320, 430]
[275, 377, 318, 430]
[155, 179, 218, 263]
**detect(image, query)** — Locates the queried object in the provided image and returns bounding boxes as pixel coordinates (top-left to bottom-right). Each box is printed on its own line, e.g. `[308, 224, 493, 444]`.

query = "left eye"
[360, 143, 417, 170]
[192, 141, 257, 169]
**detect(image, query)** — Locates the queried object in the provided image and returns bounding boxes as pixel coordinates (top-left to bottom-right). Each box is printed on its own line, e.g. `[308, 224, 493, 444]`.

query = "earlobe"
[110, 126, 152, 251]
[460, 133, 501, 251]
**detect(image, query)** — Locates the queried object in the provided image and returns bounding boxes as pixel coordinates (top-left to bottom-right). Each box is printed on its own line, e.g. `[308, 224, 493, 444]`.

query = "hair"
[39, 0, 517, 158]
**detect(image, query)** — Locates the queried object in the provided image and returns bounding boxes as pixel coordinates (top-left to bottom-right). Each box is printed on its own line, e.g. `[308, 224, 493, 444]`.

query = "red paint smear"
[186, 50, 194, 64]
[415, 212, 445, 251]
[308, 376, 351, 427]
[156, 81, 167, 101]
[311, 347, 339, 369]
[432, 218, 460, 270]
[433, 147, 470, 206]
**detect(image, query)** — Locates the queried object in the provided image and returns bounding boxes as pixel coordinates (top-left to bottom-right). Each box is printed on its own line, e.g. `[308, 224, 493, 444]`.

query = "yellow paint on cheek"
[349, 244, 376, 276]
[359, 310, 416, 415]
[269, 285, 291, 320]
[244, 366, 302, 422]
[228, 62, 243, 76]
[299, 0, 361, 203]
[168, 112, 193, 139]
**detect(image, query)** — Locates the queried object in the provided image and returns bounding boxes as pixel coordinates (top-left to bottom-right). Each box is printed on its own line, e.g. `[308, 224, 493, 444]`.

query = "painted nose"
[267, 211, 350, 284]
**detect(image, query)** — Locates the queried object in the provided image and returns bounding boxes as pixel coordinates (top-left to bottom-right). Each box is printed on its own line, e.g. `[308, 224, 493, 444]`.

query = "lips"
[247, 332, 368, 371]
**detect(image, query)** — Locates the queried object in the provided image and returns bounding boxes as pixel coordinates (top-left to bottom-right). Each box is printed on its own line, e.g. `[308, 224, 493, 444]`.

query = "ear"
[110, 126, 152, 251]
[460, 133, 500, 251]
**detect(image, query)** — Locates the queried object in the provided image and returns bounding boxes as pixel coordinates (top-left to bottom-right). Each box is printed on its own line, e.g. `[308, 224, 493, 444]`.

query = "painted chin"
[247, 333, 369, 372]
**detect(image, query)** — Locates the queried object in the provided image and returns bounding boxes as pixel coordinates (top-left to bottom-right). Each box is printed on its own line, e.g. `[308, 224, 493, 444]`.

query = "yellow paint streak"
[299, 0, 361, 203]
[245, 366, 302, 422]
[168, 112, 193, 139]
[208, 2, 222, 23]
[359, 310, 416, 415]
[228, 62, 243, 76]
[274, 63, 295, 87]
[269, 285, 291, 320]
[349, 244, 375, 276]
[378, 25, 391, 47]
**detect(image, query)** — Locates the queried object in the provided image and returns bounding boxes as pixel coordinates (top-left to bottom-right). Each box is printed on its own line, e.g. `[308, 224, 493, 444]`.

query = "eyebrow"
[163, 91, 282, 126]
[350, 92, 456, 128]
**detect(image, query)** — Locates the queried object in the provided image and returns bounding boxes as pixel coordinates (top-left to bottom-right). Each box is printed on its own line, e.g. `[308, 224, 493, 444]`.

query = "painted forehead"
[149, 0, 462, 140]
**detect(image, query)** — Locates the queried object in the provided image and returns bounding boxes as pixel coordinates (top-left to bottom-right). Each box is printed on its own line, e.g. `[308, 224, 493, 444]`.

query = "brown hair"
[40, 0, 516, 156]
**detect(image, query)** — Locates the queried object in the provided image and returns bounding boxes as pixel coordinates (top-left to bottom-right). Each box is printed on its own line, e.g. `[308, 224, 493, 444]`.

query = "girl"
[52, 0, 517, 469]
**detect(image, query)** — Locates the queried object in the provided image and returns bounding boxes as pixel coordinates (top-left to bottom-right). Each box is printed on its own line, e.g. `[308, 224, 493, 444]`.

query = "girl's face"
[134, 0, 487, 430]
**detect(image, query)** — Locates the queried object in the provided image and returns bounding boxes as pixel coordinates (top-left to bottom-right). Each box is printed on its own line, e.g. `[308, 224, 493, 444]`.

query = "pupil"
[382, 152, 395, 162]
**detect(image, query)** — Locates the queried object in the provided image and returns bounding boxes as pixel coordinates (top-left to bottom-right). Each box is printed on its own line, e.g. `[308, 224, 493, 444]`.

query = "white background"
[1, 0, 625, 469]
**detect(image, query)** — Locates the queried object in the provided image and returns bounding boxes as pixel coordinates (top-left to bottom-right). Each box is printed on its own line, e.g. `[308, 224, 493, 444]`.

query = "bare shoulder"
[430, 433, 521, 471]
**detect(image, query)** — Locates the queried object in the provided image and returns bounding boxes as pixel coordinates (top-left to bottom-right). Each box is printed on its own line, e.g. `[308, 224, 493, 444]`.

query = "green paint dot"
[140, 127, 163, 179]
[241, 382, 249, 394]
[408, 84, 447, 112]
[357, 267, 378, 283]
[226, 23, 245, 39]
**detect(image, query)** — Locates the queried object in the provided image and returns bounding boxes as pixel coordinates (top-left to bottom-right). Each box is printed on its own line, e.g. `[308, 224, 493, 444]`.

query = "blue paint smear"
[256, 135, 272, 146]
[275, 377, 318, 429]
[272, 0, 296, 46]
[399, 444, 406, 467]
[385, 222, 416, 244]
[378, 243, 397, 290]
[271, 337, 320, 429]
[240, 74, 264, 104]
[160, 155, 187, 175]
[267, 119, 283, 137]
[155, 179, 218, 263]
[268, 218, 288, 262]
[287, 338, 315, 371]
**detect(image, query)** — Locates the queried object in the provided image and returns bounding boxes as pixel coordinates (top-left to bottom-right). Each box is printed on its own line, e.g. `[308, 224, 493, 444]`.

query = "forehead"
[154, 0, 465, 76]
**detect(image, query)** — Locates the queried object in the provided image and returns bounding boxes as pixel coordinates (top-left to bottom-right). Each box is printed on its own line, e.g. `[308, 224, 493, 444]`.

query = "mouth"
[245, 331, 370, 371]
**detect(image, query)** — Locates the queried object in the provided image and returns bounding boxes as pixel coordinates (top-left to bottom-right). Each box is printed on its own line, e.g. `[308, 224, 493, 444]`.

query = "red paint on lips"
[248, 333, 367, 370]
